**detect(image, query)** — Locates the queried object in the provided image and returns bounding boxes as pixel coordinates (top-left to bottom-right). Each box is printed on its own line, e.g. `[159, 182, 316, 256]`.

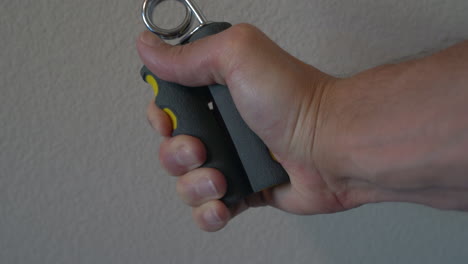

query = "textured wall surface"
[1, 0, 468, 263]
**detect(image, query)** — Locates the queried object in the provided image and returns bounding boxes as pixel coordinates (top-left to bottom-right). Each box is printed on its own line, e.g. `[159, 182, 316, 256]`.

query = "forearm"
[321, 41, 468, 208]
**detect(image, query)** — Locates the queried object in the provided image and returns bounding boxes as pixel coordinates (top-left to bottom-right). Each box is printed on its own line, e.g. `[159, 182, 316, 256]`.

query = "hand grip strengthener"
[140, 0, 290, 207]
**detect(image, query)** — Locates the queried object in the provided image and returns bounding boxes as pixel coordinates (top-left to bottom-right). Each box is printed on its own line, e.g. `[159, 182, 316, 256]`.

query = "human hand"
[137, 24, 468, 231]
[136, 24, 363, 231]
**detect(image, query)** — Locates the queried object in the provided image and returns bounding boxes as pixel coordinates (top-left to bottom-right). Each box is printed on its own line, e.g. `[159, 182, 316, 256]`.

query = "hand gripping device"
[140, 0, 290, 207]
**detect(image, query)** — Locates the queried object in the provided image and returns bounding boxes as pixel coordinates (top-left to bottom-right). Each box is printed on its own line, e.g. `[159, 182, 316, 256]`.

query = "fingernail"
[140, 31, 161, 47]
[195, 178, 219, 198]
[175, 146, 202, 170]
[203, 208, 223, 226]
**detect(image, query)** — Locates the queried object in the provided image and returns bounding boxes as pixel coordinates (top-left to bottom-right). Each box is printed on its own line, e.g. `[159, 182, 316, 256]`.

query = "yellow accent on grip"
[261, 150, 284, 192]
[163, 108, 178, 130]
[145, 74, 159, 97]
[269, 149, 278, 162]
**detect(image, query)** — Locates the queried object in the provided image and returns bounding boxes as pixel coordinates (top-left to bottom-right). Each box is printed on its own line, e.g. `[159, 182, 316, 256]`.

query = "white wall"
[1, 0, 468, 263]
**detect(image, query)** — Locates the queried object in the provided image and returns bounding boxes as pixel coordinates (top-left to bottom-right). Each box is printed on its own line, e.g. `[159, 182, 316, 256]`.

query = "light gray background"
[1, 0, 468, 263]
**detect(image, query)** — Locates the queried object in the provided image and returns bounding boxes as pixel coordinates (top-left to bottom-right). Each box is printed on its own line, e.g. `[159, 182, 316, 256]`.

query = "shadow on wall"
[294, 203, 468, 264]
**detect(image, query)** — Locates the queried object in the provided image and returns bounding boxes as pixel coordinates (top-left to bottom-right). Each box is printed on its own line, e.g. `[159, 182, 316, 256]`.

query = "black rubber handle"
[141, 67, 252, 207]
[208, 84, 289, 192]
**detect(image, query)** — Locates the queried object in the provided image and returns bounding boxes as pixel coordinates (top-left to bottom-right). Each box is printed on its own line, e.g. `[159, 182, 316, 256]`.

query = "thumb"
[136, 30, 229, 87]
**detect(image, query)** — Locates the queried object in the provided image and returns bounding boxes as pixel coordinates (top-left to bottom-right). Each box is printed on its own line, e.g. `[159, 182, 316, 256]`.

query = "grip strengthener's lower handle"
[141, 22, 290, 207]
[141, 67, 252, 206]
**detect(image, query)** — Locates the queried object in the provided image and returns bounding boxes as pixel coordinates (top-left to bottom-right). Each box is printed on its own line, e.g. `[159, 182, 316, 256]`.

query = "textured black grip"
[209, 85, 289, 192]
[141, 67, 252, 206]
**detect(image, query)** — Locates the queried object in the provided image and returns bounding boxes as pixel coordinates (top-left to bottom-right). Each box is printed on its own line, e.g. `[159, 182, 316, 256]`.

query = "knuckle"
[168, 44, 191, 83]
[177, 181, 201, 207]
[175, 168, 225, 207]
[175, 173, 199, 205]
[225, 23, 260, 53]
[176, 177, 194, 203]
[230, 23, 261, 38]
[215, 23, 263, 80]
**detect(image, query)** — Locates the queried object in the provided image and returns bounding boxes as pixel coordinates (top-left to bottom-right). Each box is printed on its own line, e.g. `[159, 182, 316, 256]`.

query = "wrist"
[315, 55, 468, 209]
[314, 64, 411, 185]
[310, 65, 409, 207]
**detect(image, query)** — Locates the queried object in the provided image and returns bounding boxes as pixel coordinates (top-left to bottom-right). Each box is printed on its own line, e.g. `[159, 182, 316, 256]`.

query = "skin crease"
[137, 24, 468, 232]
